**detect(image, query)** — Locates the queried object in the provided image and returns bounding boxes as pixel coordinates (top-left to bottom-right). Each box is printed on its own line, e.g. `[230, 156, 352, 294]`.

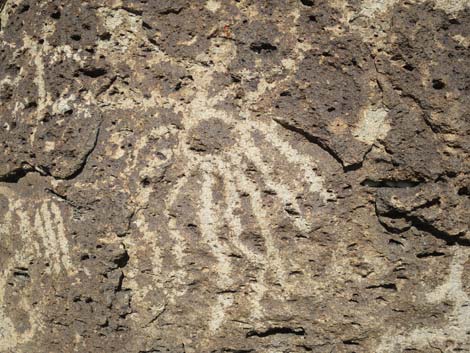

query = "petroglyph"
[1, 0, 469, 351]
[378, 248, 470, 352]
[0, 187, 72, 350]
[199, 162, 234, 332]
[0, 188, 72, 275]
[34, 202, 72, 275]
[359, 0, 470, 16]
[93, 10, 334, 324]
[143, 37, 334, 325]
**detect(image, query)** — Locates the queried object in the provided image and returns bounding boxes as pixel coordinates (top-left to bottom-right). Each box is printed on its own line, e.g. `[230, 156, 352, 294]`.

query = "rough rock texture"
[0, 0, 469, 352]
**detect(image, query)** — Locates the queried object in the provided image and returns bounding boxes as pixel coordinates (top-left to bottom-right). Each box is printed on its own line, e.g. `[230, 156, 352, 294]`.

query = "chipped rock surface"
[0, 0, 469, 352]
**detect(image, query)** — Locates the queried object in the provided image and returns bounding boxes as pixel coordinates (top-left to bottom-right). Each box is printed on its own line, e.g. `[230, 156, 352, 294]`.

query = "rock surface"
[0, 0, 469, 352]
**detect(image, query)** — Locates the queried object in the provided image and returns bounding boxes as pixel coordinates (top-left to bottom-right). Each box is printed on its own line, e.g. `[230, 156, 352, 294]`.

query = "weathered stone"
[0, 1, 469, 352]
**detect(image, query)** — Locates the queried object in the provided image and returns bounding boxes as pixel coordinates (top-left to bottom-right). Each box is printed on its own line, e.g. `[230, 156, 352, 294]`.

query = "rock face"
[0, 0, 469, 352]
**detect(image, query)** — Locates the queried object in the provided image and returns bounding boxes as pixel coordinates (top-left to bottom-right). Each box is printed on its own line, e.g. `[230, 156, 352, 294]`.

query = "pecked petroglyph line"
[216, 159, 271, 321]
[358, 0, 470, 17]
[134, 210, 163, 281]
[34, 206, 58, 272]
[48, 202, 72, 272]
[216, 159, 264, 265]
[228, 166, 270, 320]
[236, 133, 312, 233]
[377, 247, 470, 352]
[17, 208, 41, 254]
[33, 202, 72, 275]
[0, 262, 20, 351]
[230, 156, 287, 319]
[0, 187, 72, 276]
[0, 190, 57, 350]
[0, 199, 17, 350]
[235, 118, 333, 203]
[21, 20, 56, 141]
[0, 0, 23, 30]
[199, 160, 234, 333]
[232, 161, 287, 285]
[164, 172, 192, 303]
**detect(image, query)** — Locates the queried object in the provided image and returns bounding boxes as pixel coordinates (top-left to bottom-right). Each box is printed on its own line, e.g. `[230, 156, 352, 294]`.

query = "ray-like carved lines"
[147, 34, 333, 328]
[160, 78, 331, 323]
[210, 118, 332, 322]
[228, 153, 288, 319]
[0, 263, 19, 351]
[236, 129, 311, 233]
[164, 171, 193, 303]
[49, 202, 72, 272]
[0, 190, 58, 349]
[34, 202, 72, 274]
[135, 211, 163, 281]
[198, 114, 330, 235]
[209, 111, 331, 232]
[215, 158, 269, 323]
[216, 160, 264, 264]
[250, 119, 333, 201]
[17, 209, 41, 254]
[129, 130, 180, 285]
[0, 205, 17, 351]
[199, 160, 234, 333]
[234, 165, 287, 285]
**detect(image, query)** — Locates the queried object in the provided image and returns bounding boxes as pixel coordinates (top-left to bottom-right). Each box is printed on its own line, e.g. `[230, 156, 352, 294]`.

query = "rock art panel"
[0, 0, 469, 352]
